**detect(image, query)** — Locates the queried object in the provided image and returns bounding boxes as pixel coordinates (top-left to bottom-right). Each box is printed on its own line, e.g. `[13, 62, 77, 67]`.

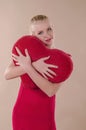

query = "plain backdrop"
[0, 0, 86, 130]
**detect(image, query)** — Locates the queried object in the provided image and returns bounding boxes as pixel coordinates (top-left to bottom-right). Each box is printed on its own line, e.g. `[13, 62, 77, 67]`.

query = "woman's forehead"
[31, 20, 52, 31]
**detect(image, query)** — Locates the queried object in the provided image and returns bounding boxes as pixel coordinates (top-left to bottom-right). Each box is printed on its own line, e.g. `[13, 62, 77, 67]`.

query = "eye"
[38, 31, 43, 35]
[47, 27, 52, 31]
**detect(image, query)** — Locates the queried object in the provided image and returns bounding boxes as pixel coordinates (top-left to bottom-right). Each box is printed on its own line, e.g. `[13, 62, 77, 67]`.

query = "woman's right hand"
[32, 56, 58, 79]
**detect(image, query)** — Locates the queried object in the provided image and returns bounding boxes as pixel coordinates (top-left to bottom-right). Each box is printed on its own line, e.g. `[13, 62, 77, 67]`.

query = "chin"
[46, 42, 52, 46]
[41, 40, 53, 48]
[45, 43, 52, 49]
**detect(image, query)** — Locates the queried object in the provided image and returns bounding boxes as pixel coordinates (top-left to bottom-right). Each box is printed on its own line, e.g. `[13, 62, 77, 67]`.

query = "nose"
[44, 32, 51, 39]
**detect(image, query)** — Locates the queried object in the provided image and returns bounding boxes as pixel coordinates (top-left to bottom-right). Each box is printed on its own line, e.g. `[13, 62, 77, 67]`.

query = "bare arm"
[4, 55, 57, 80]
[4, 61, 25, 80]
[12, 47, 62, 97]
[25, 64, 61, 97]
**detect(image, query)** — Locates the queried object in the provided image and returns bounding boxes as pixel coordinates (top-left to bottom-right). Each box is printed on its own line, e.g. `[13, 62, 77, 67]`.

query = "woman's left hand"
[12, 47, 31, 72]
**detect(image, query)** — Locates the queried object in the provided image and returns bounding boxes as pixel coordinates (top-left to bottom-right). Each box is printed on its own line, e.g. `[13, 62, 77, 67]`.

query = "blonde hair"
[29, 15, 49, 34]
[31, 15, 48, 23]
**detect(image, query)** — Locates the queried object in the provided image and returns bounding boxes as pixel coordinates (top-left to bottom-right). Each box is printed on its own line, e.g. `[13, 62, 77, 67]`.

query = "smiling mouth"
[45, 39, 51, 42]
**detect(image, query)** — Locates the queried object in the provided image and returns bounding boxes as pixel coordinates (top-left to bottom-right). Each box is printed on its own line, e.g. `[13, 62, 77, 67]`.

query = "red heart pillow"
[12, 35, 73, 88]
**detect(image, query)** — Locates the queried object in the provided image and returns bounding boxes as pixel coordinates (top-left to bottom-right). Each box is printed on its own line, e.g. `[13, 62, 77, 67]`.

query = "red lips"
[45, 39, 51, 42]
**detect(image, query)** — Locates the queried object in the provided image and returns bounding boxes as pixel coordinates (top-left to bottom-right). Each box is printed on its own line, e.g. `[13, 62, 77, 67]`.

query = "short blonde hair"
[29, 15, 49, 34]
[31, 15, 48, 23]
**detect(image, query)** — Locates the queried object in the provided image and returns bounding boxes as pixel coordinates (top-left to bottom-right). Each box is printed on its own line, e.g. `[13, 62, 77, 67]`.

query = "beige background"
[0, 0, 86, 130]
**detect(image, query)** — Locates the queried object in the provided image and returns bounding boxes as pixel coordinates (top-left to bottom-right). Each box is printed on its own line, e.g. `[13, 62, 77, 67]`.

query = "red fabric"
[12, 35, 73, 130]
[12, 35, 73, 88]
[12, 83, 56, 130]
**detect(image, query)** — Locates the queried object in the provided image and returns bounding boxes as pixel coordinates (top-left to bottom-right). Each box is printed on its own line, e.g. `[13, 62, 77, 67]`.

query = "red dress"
[12, 81, 56, 130]
[12, 36, 73, 130]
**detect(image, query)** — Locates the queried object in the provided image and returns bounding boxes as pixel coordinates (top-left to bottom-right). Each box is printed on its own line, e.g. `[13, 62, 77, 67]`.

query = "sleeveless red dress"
[12, 82, 56, 130]
[12, 35, 73, 130]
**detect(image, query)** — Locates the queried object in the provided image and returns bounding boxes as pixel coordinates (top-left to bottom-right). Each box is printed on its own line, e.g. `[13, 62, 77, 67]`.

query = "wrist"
[32, 61, 38, 71]
[32, 62, 35, 68]
[24, 63, 33, 73]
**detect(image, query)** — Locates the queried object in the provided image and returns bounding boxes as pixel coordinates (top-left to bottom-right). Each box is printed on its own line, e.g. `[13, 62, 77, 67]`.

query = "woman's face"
[31, 19, 54, 48]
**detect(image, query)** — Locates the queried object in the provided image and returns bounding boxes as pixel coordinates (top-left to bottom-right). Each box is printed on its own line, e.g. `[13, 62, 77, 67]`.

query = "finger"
[48, 64, 58, 68]
[25, 49, 29, 57]
[47, 68, 56, 76]
[15, 47, 22, 56]
[15, 62, 20, 65]
[41, 73, 48, 79]
[42, 56, 50, 61]
[44, 71, 54, 79]
[12, 53, 18, 59]
[12, 56, 18, 61]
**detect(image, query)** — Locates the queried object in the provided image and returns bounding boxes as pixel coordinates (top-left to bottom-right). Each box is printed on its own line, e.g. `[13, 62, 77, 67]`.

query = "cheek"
[51, 32, 54, 39]
[47, 30, 53, 38]
[35, 35, 44, 41]
[50, 31, 53, 36]
[37, 37, 46, 45]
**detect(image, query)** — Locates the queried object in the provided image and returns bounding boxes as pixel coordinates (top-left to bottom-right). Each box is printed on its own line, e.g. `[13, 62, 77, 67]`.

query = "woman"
[4, 15, 61, 130]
